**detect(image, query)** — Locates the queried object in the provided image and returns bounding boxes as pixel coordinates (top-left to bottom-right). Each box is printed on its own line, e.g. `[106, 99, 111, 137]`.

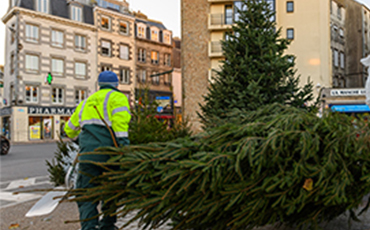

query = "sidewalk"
[0, 200, 172, 230]
[2, 198, 370, 230]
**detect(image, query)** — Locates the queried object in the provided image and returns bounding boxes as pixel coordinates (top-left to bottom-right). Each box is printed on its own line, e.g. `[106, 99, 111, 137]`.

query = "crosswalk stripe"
[6, 178, 37, 190]
[0, 192, 42, 202]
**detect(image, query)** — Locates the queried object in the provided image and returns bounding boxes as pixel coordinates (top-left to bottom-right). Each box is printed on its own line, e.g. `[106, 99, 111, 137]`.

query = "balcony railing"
[209, 41, 223, 57]
[210, 13, 234, 27]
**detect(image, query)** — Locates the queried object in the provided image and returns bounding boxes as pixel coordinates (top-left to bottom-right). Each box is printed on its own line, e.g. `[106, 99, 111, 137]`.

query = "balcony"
[209, 41, 223, 57]
[209, 13, 234, 30]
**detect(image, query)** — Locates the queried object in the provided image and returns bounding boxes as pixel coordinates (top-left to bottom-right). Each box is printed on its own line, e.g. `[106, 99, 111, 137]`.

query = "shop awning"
[330, 104, 370, 113]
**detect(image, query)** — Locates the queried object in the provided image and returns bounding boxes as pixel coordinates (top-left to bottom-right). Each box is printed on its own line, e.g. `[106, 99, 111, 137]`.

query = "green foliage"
[129, 87, 191, 144]
[47, 87, 190, 185]
[67, 103, 370, 230]
[200, 0, 315, 127]
[46, 137, 78, 186]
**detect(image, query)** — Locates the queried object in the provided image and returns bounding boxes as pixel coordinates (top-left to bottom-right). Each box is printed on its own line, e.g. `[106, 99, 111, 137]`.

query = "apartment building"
[331, 0, 346, 88]
[182, 0, 370, 133]
[134, 11, 174, 117]
[1, 0, 97, 142]
[94, 1, 136, 104]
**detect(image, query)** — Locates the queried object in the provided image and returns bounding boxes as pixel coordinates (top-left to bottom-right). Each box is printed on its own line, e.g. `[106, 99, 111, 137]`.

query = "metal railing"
[210, 13, 234, 26]
[210, 41, 223, 54]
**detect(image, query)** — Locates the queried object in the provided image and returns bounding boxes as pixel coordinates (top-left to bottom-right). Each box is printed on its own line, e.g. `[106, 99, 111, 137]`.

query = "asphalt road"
[0, 142, 58, 182]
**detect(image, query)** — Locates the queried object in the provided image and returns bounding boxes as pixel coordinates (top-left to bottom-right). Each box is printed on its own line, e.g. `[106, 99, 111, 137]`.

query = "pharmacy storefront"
[0, 106, 75, 142]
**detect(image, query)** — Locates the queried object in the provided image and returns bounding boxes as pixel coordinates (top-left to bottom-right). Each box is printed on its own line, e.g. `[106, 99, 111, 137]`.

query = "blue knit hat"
[98, 71, 119, 87]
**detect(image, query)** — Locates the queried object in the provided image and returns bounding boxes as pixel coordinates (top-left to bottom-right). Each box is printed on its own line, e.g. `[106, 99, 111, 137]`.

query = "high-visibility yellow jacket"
[64, 85, 131, 160]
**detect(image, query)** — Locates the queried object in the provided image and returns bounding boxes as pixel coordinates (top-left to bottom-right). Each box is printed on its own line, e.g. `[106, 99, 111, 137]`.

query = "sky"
[0, 0, 370, 66]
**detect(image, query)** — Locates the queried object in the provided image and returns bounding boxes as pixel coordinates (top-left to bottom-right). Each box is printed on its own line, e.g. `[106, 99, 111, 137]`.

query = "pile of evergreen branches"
[69, 104, 370, 230]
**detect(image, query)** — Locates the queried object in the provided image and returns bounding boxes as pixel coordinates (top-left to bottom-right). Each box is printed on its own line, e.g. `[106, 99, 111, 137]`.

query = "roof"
[19, 0, 94, 25]
[136, 18, 167, 30]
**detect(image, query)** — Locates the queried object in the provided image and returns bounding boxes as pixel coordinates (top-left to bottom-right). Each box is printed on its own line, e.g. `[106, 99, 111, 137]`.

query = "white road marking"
[0, 191, 42, 202]
[6, 178, 37, 190]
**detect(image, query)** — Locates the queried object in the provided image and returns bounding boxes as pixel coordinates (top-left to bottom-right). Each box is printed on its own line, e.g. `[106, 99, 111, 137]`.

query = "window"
[71, 5, 82, 22]
[51, 30, 64, 48]
[25, 85, 39, 103]
[151, 51, 159, 64]
[137, 25, 146, 38]
[151, 72, 159, 85]
[101, 65, 112, 72]
[339, 28, 344, 37]
[52, 58, 64, 76]
[120, 44, 129, 60]
[334, 49, 339, 67]
[11, 29, 15, 44]
[101, 40, 111, 56]
[138, 69, 146, 83]
[164, 53, 171, 66]
[225, 5, 233, 24]
[75, 89, 87, 105]
[25, 54, 39, 73]
[287, 1, 294, 12]
[101, 16, 110, 30]
[151, 29, 159, 41]
[75, 34, 86, 51]
[164, 73, 171, 85]
[10, 53, 15, 74]
[337, 6, 342, 20]
[287, 28, 294, 40]
[138, 48, 146, 62]
[119, 21, 128, 34]
[36, 0, 48, 13]
[25, 24, 39, 43]
[52, 87, 64, 104]
[75, 62, 86, 78]
[119, 68, 130, 84]
[340, 52, 345, 69]
[163, 32, 171, 45]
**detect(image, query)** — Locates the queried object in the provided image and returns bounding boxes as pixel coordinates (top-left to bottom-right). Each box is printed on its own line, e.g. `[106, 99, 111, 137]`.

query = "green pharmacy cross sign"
[46, 72, 53, 85]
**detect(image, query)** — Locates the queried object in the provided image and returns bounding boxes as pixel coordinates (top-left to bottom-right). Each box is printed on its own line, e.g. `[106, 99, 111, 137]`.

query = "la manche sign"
[330, 89, 366, 96]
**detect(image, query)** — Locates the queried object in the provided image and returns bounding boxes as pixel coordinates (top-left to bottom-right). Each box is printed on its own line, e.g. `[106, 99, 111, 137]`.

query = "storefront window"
[29, 116, 54, 140]
[29, 117, 41, 140]
[43, 117, 53, 139]
[60, 116, 70, 138]
[2, 117, 11, 140]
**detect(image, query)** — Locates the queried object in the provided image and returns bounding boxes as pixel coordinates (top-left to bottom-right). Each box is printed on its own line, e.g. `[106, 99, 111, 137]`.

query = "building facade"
[1, 0, 97, 142]
[182, 0, 370, 133]
[172, 37, 182, 118]
[134, 11, 174, 118]
[94, 2, 136, 104]
[1, 0, 177, 142]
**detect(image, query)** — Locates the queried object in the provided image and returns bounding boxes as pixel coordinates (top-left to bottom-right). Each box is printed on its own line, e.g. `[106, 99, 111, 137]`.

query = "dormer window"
[37, 0, 49, 13]
[151, 28, 159, 42]
[71, 5, 82, 22]
[163, 31, 171, 45]
[137, 24, 146, 38]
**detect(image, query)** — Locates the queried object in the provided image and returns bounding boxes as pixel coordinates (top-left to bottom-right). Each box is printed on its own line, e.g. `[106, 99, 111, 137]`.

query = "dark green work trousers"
[76, 162, 117, 230]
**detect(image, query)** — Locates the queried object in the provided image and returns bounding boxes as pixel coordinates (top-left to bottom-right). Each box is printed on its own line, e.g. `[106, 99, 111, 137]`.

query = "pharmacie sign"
[28, 106, 76, 115]
[330, 89, 366, 96]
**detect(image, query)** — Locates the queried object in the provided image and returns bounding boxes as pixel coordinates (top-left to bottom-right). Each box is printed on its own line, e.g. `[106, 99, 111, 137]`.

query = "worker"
[64, 71, 131, 230]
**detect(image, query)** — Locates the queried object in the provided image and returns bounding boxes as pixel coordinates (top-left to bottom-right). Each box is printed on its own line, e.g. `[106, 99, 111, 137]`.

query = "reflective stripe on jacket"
[64, 85, 131, 154]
